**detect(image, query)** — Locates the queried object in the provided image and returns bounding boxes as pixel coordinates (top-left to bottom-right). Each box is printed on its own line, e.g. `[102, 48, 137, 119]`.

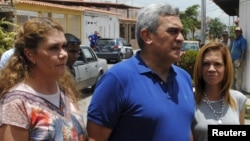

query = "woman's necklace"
[204, 93, 225, 124]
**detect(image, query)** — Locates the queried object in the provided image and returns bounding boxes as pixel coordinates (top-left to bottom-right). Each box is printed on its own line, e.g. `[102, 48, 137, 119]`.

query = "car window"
[181, 42, 199, 51]
[121, 39, 128, 46]
[118, 40, 122, 46]
[96, 40, 105, 46]
[107, 40, 115, 46]
[77, 50, 87, 63]
[96, 39, 115, 46]
[82, 48, 97, 62]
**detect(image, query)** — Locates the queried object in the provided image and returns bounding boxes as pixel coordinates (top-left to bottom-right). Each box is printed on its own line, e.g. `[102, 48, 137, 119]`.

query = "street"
[78, 91, 92, 124]
[78, 62, 116, 124]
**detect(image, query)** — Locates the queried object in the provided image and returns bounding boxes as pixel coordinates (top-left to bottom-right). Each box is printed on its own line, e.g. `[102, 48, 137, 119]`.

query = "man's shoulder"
[2, 48, 14, 55]
[0, 48, 14, 64]
[88, 34, 94, 37]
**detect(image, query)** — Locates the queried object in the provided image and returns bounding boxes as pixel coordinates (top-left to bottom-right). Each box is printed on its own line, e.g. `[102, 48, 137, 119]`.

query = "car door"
[117, 39, 125, 55]
[121, 38, 133, 58]
[81, 47, 99, 87]
[73, 48, 89, 89]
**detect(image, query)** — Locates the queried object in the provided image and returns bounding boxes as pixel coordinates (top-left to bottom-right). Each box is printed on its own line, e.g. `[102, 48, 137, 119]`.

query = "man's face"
[234, 30, 242, 37]
[148, 16, 184, 64]
[66, 43, 80, 66]
[222, 34, 228, 40]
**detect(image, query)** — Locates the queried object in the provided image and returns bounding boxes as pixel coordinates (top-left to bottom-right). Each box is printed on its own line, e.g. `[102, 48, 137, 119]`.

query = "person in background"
[0, 48, 15, 69]
[0, 17, 87, 141]
[88, 31, 101, 49]
[192, 42, 247, 141]
[64, 33, 81, 77]
[220, 31, 232, 51]
[87, 3, 195, 141]
[231, 26, 247, 91]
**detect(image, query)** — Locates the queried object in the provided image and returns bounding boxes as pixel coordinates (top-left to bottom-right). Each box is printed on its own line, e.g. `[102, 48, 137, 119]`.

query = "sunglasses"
[235, 30, 241, 32]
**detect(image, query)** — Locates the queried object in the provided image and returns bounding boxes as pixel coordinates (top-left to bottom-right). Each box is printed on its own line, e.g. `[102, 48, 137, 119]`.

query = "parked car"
[73, 45, 108, 90]
[94, 38, 134, 63]
[180, 40, 200, 56]
[175, 40, 199, 66]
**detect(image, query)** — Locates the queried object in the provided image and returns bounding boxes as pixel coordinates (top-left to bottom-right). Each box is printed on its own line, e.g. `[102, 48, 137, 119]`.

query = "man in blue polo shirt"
[88, 31, 101, 49]
[87, 3, 195, 141]
[231, 26, 247, 91]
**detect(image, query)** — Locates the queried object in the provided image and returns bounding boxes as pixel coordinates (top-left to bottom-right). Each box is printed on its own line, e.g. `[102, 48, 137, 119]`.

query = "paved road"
[78, 93, 92, 124]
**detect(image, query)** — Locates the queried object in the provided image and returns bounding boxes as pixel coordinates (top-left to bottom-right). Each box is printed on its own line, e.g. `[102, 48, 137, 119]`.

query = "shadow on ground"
[80, 88, 93, 99]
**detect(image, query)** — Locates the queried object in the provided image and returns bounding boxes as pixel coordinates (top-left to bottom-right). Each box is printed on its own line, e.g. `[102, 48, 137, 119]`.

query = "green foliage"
[228, 25, 236, 39]
[0, 18, 18, 56]
[208, 18, 226, 38]
[178, 50, 198, 79]
[180, 4, 201, 39]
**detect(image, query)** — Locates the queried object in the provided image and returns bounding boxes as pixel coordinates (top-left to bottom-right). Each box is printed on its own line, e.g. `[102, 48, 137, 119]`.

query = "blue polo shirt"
[87, 51, 195, 141]
[231, 35, 247, 60]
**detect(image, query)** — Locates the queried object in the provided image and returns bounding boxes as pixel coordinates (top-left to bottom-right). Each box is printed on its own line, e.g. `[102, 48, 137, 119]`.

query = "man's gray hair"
[136, 3, 179, 48]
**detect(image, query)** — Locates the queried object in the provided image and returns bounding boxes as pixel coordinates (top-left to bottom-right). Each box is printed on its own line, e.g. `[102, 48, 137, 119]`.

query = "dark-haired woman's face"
[202, 50, 225, 86]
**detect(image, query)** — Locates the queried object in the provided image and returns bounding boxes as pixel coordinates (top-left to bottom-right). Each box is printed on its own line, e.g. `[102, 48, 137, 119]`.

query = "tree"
[0, 18, 17, 57]
[207, 18, 225, 39]
[180, 4, 201, 39]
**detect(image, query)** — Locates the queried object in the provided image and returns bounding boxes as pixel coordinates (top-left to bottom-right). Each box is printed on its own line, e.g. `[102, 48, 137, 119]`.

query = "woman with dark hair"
[0, 17, 87, 141]
[192, 42, 247, 141]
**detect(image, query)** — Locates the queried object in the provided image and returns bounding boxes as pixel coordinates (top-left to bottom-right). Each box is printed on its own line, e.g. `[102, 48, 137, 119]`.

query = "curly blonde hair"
[0, 17, 81, 107]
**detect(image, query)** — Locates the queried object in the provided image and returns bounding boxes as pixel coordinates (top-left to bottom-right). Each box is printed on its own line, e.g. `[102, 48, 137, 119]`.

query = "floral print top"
[0, 83, 87, 141]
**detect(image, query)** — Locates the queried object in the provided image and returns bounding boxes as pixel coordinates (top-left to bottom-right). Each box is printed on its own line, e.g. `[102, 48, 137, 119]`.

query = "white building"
[214, 0, 250, 92]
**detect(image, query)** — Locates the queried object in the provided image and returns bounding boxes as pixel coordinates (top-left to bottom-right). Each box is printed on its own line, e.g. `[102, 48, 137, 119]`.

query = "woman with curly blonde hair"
[0, 17, 87, 141]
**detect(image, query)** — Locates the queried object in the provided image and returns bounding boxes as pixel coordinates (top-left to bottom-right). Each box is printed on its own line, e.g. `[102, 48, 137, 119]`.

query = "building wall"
[82, 12, 119, 45]
[14, 2, 120, 47]
[240, 0, 250, 92]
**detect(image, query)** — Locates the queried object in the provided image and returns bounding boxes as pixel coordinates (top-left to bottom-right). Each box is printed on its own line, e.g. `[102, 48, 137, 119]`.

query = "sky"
[102, 0, 237, 26]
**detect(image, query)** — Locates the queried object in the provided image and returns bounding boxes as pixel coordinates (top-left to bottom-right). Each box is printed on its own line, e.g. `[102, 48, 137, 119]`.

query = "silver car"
[180, 40, 200, 56]
[94, 38, 134, 63]
[73, 45, 108, 90]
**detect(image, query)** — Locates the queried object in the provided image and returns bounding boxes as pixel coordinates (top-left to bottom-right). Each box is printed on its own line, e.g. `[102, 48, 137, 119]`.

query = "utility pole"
[116, 0, 117, 12]
[201, 0, 206, 45]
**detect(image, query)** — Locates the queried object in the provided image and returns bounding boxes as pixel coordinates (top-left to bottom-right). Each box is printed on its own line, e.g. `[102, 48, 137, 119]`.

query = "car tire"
[129, 49, 134, 57]
[117, 54, 123, 62]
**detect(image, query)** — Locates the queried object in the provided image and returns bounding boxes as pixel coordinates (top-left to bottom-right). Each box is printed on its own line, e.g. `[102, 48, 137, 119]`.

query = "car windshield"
[96, 39, 115, 46]
[181, 42, 198, 51]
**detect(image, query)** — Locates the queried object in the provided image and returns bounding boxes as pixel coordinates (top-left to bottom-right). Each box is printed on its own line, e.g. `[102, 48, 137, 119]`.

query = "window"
[82, 48, 97, 62]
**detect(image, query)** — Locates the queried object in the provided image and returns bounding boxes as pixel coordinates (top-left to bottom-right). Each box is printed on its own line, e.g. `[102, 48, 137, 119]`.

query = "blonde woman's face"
[202, 50, 225, 86]
[31, 29, 68, 79]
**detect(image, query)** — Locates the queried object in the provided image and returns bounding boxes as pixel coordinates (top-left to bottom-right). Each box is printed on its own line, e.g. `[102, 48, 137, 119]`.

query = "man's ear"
[140, 29, 153, 45]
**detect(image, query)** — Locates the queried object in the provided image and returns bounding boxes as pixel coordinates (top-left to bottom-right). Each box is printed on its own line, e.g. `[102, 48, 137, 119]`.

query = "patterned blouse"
[0, 83, 87, 141]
